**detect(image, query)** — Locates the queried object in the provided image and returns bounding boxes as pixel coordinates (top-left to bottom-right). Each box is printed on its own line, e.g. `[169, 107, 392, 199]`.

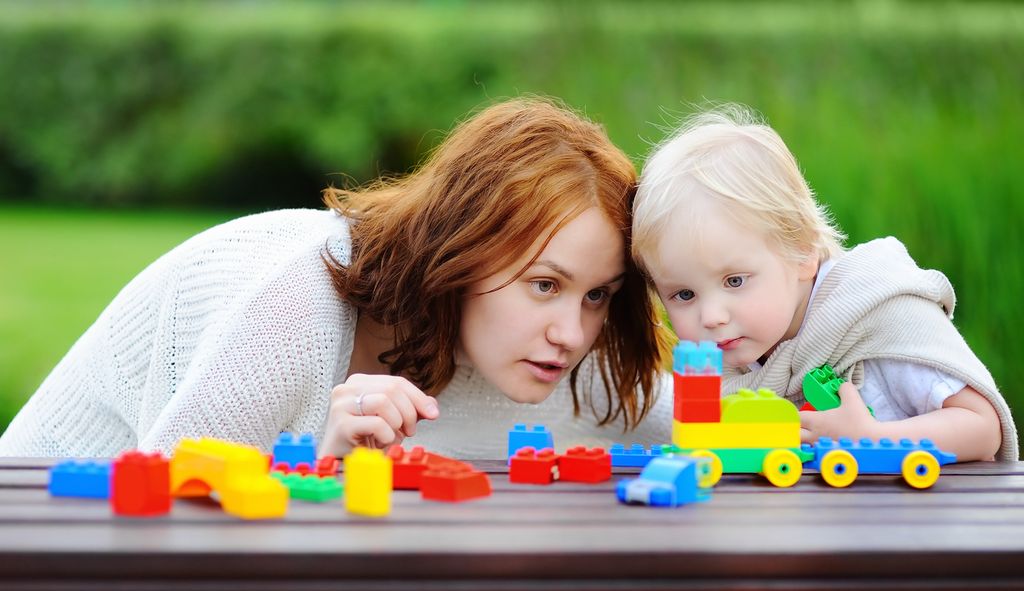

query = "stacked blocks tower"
[507, 424, 553, 462]
[49, 460, 112, 498]
[272, 432, 317, 470]
[345, 447, 392, 517]
[669, 341, 810, 487]
[672, 341, 722, 424]
[111, 451, 171, 516]
[171, 438, 288, 519]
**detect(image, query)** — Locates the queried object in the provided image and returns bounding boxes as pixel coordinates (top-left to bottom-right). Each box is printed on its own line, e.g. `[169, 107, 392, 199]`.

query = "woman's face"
[457, 207, 626, 403]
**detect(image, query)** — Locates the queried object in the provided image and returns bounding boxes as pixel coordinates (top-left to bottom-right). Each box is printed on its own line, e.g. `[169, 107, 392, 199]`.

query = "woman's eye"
[585, 289, 608, 304]
[533, 280, 556, 294]
[725, 276, 745, 288]
[675, 289, 695, 302]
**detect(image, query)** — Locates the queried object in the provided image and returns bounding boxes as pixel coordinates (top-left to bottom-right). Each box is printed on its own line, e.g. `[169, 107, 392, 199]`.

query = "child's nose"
[701, 303, 729, 328]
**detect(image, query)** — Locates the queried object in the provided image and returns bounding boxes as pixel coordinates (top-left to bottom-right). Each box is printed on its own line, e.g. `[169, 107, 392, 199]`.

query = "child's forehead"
[653, 198, 779, 275]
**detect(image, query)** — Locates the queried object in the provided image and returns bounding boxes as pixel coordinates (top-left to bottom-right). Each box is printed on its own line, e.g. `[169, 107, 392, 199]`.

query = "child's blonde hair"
[633, 104, 846, 274]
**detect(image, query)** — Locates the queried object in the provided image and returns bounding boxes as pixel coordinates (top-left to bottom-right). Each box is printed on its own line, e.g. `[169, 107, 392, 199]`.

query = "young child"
[632, 105, 1017, 462]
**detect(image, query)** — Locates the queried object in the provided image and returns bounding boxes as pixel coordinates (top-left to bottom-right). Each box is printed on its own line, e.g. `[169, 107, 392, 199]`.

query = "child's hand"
[319, 374, 440, 458]
[799, 381, 879, 444]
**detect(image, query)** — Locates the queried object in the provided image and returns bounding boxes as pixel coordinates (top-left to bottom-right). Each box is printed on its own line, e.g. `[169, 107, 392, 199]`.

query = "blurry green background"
[1, 1, 1021, 452]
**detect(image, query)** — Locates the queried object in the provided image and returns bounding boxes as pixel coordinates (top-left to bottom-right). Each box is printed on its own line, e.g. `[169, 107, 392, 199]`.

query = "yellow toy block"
[720, 388, 799, 423]
[673, 420, 801, 449]
[345, 447, 392, 517]
[171, 438, 288, 519]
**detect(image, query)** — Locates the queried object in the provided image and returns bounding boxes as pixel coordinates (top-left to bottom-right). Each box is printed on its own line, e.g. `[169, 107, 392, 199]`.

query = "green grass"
[0, 206, 234, 430]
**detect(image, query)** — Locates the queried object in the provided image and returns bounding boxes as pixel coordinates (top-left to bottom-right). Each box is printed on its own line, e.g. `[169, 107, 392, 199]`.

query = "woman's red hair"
[323, 97, 673, 430]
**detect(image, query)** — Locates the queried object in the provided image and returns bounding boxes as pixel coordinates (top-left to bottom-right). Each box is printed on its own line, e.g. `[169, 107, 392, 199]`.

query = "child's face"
[650, 201, 817, 368]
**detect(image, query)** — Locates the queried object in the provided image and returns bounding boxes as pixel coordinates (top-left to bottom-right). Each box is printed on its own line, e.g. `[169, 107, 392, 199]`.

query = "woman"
[0, 98, 675, 459]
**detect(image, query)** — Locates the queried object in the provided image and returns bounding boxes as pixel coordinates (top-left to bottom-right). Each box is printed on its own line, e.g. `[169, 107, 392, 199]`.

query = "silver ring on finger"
[355, 392, 367, 417]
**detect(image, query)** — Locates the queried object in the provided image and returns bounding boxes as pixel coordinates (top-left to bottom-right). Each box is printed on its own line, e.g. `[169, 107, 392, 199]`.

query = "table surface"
[1, 457, 1023, 590]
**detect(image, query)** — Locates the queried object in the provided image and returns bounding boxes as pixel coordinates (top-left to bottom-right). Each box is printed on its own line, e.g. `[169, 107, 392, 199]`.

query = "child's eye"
[725, 275, 746, 288]
[674, 289, 695, 302]
[532, 280, 557, 295]
[585, 288, 609, 305]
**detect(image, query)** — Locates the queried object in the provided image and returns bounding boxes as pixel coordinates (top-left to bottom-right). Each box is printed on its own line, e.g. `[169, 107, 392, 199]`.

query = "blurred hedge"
[1, 0, 1024, 442]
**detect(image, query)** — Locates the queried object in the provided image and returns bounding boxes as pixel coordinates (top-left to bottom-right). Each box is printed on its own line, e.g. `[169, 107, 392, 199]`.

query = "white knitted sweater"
[0, 209, 673, 459]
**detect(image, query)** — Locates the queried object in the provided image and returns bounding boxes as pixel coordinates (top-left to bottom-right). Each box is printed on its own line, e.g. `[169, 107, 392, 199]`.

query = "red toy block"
[315, 456, 339, 477]
[111, 450, 171, 517]
[801, 401, 816, 411]
[386, 445, 452, 490]
[677, 398, 722, 423]
[558, 446, 611, 483]
[509, 447, 560, 485]
[420, 462, 492, 502]
[674, 373, 721, 402]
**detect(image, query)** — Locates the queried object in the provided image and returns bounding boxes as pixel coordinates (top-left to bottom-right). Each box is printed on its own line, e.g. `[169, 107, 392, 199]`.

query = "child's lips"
[717, 337, 744, 351]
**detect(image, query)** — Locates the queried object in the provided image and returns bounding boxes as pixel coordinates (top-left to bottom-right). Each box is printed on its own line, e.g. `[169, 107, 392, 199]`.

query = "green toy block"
[666, 446, 813, 473]
[802, 364, 874, 416]
[272, 472, 344, 502]
[720, 388, 799, 423]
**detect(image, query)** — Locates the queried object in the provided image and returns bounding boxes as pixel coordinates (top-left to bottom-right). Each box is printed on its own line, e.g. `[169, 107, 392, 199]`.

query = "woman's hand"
[799, 381, 879, 444]
[319, 374, 440, 457]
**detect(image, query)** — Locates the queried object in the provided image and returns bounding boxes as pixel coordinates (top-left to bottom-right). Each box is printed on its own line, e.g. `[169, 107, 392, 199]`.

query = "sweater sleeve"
[137, 249, 350, 455]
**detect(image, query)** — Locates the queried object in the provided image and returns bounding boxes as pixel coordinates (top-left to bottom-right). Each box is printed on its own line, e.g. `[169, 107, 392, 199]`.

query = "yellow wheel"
[689, 449, 723, 487]
[820, 449, 859, 488]
[762, 449, 803, 488]
[902, 450, 940, 489]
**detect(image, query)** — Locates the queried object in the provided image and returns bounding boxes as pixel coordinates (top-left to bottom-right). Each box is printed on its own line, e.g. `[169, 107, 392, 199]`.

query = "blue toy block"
[804, 436, 957, 473]
[616, 456, 712, 507]
[272, 432, 317, 469]
[49, 460, 112, 498]
[507, 424, 553, 461]
[609, 443, 665, 467]
[672, 341, 722, 376]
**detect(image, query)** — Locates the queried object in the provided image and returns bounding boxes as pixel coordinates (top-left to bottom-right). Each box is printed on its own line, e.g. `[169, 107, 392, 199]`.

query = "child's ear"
[797, 249, 819, 281]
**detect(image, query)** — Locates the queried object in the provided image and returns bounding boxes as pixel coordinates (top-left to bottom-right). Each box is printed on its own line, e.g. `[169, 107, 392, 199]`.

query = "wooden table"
[1, 457, 1023, 590]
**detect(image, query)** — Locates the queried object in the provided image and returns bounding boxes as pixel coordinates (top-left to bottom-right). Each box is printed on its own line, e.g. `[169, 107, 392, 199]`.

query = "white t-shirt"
[748, 258, 965, 420]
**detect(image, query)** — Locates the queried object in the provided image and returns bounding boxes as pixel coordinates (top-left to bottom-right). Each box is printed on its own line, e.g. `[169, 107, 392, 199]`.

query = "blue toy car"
[616, 455, 713, 507]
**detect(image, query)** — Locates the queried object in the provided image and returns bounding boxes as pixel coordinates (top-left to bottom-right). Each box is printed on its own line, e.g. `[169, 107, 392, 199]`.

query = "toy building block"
[802, 365, 875, 416]
[49, 460, 112, 499]
[609, 443, 664, 468]
[673, 373, 721, 401]
[171, 438, 288, 519]
[720, 388, 799, 423]
[272, 432, 317, 469]
[676, 398, 722, 423]
[315, 456, 340, 477]
[616, 455, 714, 507]
[672, 340, 723, 375]
[804, 436, 956, 489]
[672, 419, 800, 449]
[558, 446, 611, 483]
[272, 455, 340, 477]
[509, 447, 560, 484]
[111, 450, 170, 517]
[344, 447, 392, 517]
[272, 472, 344, 502]
[507, 424, 553, 461]
[387, 445, 452, 490]
[420, 462, 492, 502]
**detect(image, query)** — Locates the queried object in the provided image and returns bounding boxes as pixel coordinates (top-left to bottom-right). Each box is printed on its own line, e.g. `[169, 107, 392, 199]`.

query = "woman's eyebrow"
[534, 260, 625, 286]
